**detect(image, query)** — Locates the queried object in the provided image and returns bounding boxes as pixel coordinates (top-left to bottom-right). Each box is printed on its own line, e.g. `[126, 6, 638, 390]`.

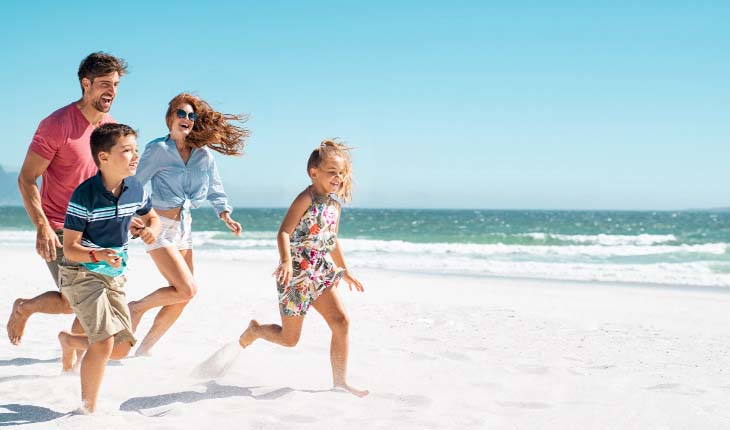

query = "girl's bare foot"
[238, 320, 260, 348]
[333, 383, 370, 398]
[7, 299, 30, 345]
[57, 332, 77, 372]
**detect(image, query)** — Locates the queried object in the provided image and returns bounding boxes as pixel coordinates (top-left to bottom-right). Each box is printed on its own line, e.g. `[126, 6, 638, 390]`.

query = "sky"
[2, 1, 728, 210]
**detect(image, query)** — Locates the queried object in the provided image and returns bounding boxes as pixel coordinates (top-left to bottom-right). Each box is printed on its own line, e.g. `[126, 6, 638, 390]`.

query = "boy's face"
[99, 135, 139, 178]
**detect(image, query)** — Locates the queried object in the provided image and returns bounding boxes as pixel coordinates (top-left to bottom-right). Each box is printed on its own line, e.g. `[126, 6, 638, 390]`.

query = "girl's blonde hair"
[165, 93, 250, 156]
[307, 139, 354, 203]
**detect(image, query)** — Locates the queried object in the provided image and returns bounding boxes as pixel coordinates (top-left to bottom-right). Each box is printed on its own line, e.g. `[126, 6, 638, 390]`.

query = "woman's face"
[169, 103, 197, 138]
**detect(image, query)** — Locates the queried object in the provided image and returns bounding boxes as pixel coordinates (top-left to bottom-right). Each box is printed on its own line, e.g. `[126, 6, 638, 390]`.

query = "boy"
[57, 123, 160, 413]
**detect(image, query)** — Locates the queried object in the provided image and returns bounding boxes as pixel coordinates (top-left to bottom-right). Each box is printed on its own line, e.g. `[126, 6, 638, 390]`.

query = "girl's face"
[169, 103, 196, 139]
[310, 155, 347, 195]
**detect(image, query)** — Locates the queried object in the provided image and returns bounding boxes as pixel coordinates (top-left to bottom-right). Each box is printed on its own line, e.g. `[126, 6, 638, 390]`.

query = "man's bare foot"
[333, 383, 369, 397]
[128, 301, 144, 333]
[58, 332, 77, 372]
[7, 299, 31, 345]
[238, 320, 259, 348]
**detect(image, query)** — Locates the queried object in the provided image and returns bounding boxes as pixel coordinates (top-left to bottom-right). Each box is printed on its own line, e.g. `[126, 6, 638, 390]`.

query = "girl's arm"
[273, 191, 312, 286]
[330, 205, 364, 292]
[62, 229, 122, 268]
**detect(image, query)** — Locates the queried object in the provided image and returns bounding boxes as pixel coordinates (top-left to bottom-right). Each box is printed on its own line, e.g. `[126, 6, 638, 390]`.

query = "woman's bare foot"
[134, 346, 152, 357]
[128, 301, 144, 333]
[7, 299, 30, 345]
[333, 383, 370, 398]
[58, 332, 77, 372]
[238, 320, 260, 348]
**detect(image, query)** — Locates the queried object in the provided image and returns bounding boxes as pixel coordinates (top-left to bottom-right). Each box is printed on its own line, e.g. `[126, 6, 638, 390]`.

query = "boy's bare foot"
[238, 320, 259, 348]
[7, 299, 30, 345]
[333, 383, 370, 398]
[128, 301, 144, 332]
[58, 332, 77, 372]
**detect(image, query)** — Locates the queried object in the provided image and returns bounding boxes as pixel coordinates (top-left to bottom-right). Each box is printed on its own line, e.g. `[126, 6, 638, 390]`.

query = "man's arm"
[18, 150, 59, 262]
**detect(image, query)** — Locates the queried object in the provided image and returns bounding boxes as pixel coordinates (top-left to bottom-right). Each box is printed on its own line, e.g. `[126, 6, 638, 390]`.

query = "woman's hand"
[341, 270, 365, 292]
[220, 211, 242, 236]
[273, 259, 293, 286]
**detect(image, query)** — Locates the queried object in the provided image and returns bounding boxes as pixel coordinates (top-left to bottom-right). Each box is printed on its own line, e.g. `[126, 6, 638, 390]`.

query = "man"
[7, 52, 128, 346]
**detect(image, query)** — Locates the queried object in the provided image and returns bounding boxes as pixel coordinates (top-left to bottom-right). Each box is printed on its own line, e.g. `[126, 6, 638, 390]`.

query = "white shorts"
[145, 215, 193, 252]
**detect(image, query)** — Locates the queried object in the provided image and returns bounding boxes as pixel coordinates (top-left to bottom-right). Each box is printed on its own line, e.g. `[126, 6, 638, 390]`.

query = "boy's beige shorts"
[59, 262, 136, 346]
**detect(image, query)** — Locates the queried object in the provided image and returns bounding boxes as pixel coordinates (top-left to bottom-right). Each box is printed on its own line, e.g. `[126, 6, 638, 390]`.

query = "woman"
[130, 93, 249, 355]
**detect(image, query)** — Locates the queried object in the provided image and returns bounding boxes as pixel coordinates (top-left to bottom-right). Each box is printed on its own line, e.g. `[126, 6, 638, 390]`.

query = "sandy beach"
[2, 243, 730, 429]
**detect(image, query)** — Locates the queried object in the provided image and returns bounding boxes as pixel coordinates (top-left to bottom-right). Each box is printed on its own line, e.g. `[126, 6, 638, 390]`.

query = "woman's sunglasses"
[176, 109, 199, 121]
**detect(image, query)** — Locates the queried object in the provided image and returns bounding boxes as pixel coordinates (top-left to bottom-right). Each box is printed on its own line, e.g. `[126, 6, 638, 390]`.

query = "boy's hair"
[90, 123, 137, 167]
[77, 52, 128, 94]
[307, 139, 354, 203]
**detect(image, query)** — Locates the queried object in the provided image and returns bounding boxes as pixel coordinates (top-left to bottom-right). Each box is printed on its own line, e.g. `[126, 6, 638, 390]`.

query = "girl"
[129, 93, 249, 355]
[238, 140, 368, 397]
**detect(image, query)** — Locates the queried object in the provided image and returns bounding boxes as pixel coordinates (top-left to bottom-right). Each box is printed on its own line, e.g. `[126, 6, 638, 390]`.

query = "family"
[6, 52, 368, 414]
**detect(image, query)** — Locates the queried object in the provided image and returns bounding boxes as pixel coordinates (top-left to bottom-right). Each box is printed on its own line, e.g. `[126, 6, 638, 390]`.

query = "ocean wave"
[519, 232, 678, 246]
[4, 230, 730, 287]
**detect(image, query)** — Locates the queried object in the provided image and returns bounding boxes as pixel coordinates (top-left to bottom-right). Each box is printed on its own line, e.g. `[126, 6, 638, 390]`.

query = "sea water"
[1, 207, 729, 287]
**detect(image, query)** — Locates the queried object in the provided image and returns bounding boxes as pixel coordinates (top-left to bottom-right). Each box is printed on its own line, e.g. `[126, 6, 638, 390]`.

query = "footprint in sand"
[566, 363, 616, 376]
[496, 400, 553, 409]
[645, 383, 706, 396]
[505, 364, 549, 375]
[375, 393, 433, 407]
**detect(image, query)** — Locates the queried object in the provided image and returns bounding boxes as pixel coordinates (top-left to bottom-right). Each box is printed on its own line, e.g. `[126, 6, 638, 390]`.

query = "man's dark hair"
[90, 123, 137, 167]
[77, 52, 128, 94]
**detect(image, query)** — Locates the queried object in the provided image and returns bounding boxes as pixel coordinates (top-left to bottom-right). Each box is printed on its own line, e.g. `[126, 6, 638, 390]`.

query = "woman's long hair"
[165, 93, 250, 156]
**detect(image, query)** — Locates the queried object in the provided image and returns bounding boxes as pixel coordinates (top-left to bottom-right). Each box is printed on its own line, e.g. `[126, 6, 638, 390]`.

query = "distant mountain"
[0, 166, 22, 205]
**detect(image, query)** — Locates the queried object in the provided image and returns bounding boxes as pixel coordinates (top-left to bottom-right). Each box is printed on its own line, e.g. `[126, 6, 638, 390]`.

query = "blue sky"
[2, 1, 728, 209]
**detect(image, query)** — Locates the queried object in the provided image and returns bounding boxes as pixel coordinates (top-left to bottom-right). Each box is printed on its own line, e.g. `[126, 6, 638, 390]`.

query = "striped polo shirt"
[64, 171, 151, 276]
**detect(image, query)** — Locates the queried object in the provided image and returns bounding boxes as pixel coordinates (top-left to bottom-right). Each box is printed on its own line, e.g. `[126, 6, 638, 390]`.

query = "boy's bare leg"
[134, 302, 186, 356]
[70, 317, 85, 369]
[59, 331, 89, 371]
[312, 288, 369, 397]
[59, 332, 133, 370]
[80, 337, 114, 413]
[239, 315, 304, 348]
[7, 291, 72, 345]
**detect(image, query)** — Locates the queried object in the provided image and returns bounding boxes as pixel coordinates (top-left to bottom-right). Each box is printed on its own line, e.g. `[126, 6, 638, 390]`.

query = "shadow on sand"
[0, 357, 60, 367]
[119, 381, 330, 415]
[0, 404, 67, 427]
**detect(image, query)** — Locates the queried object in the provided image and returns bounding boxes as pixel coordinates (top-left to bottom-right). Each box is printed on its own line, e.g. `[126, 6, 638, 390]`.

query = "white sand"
[2, 244, 730, 429]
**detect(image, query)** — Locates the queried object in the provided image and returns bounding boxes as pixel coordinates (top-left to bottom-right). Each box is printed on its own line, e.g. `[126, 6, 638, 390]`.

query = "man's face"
[82, 71, 120, 113]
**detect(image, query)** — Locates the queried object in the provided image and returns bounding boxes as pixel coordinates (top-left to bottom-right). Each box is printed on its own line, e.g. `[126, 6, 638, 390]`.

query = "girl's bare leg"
[239, 315, 304, 348]
[130, 248, 196, 355]
[312, 287, 369, 397]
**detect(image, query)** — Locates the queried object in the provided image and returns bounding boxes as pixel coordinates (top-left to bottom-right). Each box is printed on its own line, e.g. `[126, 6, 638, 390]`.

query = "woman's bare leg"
[312, 287, 369, 397]
[131, 248, 195, 355]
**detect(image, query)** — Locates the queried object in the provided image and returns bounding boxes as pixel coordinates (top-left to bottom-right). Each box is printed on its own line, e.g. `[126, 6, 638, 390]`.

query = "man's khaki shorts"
[59, 262, 136, 346]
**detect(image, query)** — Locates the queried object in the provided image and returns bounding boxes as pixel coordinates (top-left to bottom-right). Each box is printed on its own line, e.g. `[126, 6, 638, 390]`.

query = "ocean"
[1, 206, 729, 287]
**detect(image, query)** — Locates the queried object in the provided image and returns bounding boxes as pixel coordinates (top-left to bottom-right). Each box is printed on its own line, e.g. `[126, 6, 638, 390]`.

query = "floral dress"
[278, 188, 345, 316]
